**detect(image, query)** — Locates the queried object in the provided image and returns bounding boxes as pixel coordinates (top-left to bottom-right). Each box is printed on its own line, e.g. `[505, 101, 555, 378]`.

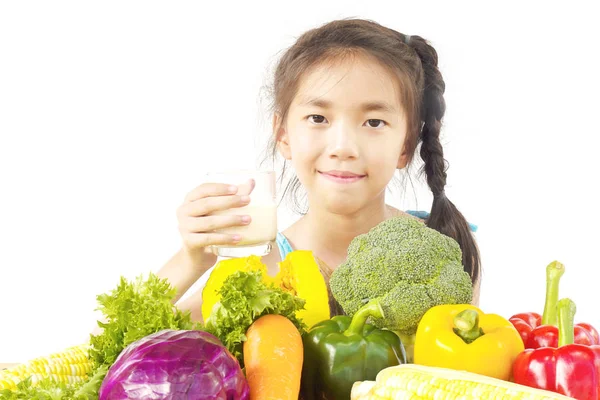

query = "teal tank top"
[275, 210, 478, 260]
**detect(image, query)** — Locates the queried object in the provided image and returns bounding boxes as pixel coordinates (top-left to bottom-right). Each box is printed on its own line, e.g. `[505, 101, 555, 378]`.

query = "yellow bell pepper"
[414, 304, 524, 381]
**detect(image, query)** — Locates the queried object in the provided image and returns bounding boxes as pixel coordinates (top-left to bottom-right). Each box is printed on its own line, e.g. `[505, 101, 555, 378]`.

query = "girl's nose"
[327, 123, 359, 160]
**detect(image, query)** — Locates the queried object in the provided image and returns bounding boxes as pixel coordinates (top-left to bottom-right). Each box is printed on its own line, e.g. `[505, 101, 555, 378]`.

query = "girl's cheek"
[367, 154, 399, 182]
[292, 132, 324, 158]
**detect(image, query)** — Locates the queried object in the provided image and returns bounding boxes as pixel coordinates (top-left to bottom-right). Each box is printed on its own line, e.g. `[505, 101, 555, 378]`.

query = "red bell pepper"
[509, 312, 542, 345]
[513, 298, 600, 400]
[509, 261, 599, 348]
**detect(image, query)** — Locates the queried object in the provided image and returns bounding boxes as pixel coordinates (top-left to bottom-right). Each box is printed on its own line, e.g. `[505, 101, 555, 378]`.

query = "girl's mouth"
[319, 170, 366, 184]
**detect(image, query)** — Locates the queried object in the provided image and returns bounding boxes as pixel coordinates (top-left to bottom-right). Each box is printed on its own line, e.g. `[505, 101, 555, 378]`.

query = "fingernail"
[228, 185, 237, 193]
[232, 235, 242, 242]
[240, 195, 250, 203]
[241, 215, 251, 224]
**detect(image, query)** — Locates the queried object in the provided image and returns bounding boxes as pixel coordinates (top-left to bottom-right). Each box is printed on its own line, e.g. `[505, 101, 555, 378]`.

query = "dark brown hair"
[264, 18, 480, 284]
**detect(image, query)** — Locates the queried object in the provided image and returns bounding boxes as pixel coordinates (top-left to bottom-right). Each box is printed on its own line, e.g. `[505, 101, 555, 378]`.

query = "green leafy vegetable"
[204, 270, 306, 364]
[0, 366, 106, 400]
[89, 273, 198, 369]
[0, 378, 79, 400]
[1, 273, 196, 399]
[330, 216, 473, 336]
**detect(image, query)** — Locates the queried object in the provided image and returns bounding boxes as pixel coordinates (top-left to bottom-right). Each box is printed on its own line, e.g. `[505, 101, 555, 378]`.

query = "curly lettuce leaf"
[88, 273, 199, 369]
[0, 366, 106, 400]
[204, 270, 305, 363]
[0, 378, 76, 400]
[1, 273, 197, 399]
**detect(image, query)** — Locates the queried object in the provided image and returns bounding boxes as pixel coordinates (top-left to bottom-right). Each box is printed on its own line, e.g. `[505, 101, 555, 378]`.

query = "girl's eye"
[308, 115, 327, 124]
[365, 119, 386, 128]
[307, 115, 386, 128]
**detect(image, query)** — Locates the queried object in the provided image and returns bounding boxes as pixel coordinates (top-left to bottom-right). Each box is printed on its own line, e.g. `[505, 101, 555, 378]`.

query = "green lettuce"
[0, 273, 197, 399]
[89, 273, 198, 369]
[204, 270, 306, 364]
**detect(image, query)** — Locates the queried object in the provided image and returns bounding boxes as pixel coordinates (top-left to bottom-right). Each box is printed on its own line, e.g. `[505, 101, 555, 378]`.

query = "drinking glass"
[205, 170, 277, 257]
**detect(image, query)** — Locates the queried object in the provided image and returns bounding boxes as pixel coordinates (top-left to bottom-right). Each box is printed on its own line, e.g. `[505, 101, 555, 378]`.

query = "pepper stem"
[453, 309, 485, 344]
[541, 261, 565, 326]
[345, 299, 384, 336]
[557, 298, 576, 347]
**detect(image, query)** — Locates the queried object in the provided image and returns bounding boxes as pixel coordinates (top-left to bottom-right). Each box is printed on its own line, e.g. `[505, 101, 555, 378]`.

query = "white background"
[1, 1, 598, 362]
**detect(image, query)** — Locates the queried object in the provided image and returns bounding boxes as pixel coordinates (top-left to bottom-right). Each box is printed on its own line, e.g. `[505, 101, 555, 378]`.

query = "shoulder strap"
[275, 232, 294, 260]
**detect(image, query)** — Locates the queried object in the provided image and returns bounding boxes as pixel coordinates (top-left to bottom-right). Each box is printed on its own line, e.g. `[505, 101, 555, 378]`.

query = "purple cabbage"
[99, 329, 249, 400]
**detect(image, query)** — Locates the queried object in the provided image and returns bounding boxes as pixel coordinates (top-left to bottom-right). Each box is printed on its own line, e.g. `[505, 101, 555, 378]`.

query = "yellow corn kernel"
[351, 364, 574, 400]
[0, 343, 92, 390]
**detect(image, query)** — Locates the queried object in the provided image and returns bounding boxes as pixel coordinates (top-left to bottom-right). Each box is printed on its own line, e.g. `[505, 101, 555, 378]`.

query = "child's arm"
[157, 181, 252, 303]
[157, 248, 211, 304]
[176, 284, 205, 323]
[88, 182, 246, 335]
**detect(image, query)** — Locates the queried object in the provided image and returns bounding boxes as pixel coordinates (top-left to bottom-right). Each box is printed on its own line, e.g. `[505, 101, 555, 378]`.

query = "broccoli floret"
[329, 216, 473, 336]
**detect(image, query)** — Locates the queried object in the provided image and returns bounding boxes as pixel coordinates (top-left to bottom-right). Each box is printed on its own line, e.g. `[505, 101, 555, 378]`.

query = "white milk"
[212, 203, 277, 246]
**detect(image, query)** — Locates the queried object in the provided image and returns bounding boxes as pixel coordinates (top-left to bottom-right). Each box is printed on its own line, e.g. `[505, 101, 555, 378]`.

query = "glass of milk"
[205, 170, 277, 257]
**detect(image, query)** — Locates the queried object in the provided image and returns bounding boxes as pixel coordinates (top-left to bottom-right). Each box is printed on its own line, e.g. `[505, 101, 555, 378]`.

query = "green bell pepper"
[300, 299, 406, 400]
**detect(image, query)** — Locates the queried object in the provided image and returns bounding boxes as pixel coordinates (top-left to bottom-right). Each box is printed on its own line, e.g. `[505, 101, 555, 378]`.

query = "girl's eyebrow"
[299, 97, 397, 113]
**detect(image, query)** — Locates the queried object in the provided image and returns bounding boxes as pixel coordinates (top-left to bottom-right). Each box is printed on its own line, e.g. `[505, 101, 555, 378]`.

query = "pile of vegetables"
[0, 272, 251, 399]
[0, 250, 331, 400]
[1, 215, 598, 399]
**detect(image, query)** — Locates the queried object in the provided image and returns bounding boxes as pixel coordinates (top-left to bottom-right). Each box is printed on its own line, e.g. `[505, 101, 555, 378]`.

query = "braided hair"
[406, 35, 480, 284]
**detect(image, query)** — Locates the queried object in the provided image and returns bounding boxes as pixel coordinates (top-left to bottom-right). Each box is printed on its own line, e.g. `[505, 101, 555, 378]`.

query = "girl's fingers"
[236, 178, 256, 196]
[183, 214, 251, 233]
[181, 194, 250, 218]
[184, 183, 238, 203]
[183, 232, 241, 248]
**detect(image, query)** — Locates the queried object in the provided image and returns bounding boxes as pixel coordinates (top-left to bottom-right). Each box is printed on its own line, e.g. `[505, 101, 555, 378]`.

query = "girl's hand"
[176, 181, 253, 271]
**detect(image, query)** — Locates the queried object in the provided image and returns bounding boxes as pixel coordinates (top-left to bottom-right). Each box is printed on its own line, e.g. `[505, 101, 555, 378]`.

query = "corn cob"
[351, 364, 574, 400]
[0, 343, 92, 390]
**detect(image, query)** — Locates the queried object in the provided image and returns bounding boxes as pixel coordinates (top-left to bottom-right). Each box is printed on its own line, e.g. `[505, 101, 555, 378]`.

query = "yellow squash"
[201, 255, 267, 321]
[201, 250, 331, 329]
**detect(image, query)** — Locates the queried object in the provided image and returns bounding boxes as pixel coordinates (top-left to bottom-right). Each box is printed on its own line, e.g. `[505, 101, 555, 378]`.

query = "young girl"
[158, 18, 481, 322]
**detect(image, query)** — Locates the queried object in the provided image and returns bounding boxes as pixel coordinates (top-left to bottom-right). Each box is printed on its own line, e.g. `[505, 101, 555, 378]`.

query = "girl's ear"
[274, 113, 292, 160]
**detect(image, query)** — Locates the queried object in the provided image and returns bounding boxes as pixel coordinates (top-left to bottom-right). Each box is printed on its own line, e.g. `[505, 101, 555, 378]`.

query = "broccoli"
[329, 216, 473, 336]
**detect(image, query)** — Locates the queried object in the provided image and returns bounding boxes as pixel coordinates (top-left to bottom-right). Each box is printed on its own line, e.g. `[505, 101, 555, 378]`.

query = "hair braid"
[408, 36, 481, 284]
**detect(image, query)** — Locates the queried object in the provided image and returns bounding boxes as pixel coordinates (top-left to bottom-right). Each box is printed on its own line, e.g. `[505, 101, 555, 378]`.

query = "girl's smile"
[318, 170, 366, 184]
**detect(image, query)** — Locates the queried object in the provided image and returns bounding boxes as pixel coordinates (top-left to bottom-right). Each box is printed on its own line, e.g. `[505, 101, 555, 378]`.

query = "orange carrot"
[243, 314, 303, 400]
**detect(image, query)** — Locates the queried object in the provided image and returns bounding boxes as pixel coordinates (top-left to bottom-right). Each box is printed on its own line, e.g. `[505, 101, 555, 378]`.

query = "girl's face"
[277, 54, 409, 216]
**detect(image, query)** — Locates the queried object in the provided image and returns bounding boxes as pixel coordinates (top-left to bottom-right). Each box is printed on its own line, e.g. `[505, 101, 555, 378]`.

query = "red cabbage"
[99, 329, 249, 400]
